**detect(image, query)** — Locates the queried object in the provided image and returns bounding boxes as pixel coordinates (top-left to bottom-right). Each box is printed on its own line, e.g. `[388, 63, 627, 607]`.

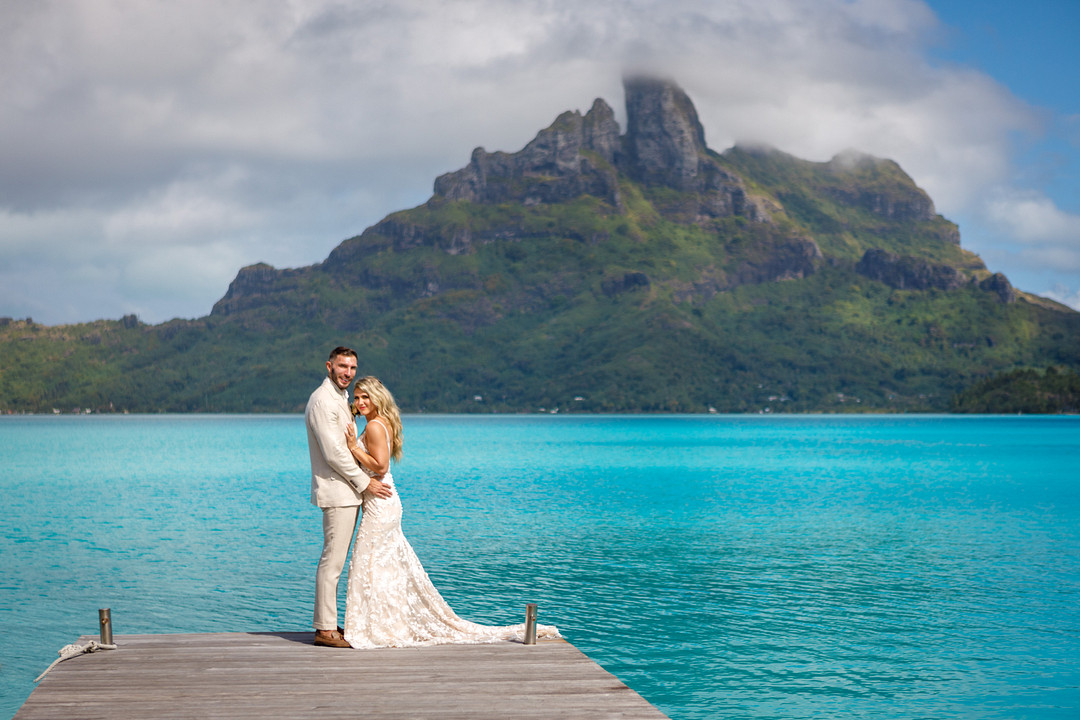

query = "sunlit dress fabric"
[343, 420, 560, 649]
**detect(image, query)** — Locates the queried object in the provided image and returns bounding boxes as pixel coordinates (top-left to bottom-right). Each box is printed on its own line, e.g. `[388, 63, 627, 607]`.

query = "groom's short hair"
[328, 346, 358, 362]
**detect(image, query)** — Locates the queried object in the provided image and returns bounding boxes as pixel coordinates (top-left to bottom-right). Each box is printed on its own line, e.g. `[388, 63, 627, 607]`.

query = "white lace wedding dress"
[343, 420, 560, 649]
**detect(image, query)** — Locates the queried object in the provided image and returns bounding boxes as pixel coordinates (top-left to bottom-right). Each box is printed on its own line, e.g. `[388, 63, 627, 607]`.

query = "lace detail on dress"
[343, 423, 560, 649]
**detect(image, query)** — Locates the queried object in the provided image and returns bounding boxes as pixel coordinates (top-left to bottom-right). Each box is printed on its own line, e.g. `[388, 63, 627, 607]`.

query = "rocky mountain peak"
[430, 76, 766, 224]
[211, 262, 301, 317]
[431, 98, 621, 207]
[825, 151, 939, 224]
[622, 76, 708, 189]
[582, 98, 620, 165]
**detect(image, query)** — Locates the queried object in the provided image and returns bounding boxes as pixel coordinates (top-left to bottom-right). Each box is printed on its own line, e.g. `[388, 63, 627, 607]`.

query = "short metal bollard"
[524, 603, 537, 645]
[99, 608, 113, 645]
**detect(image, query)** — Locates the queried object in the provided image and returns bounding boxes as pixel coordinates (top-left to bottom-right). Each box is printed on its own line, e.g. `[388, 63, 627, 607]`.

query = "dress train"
[343, 423, 559, 649]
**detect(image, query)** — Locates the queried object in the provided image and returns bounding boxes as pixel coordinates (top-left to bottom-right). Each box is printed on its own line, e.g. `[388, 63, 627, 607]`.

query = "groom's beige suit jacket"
[305, 376, 370, 508]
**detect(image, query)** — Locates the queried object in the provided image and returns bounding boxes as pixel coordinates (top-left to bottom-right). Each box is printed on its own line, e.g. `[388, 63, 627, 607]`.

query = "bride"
[342, 376, 560, 649]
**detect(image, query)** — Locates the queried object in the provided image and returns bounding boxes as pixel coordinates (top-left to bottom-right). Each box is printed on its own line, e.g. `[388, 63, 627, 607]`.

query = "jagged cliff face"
[824, 153, 942, 226]
[213, 263, 280, 316]
[622, 76, 707, 189]
[433, 98, 622, 207]
[623, 78, 766, 223]
[856, 249, 967, 292]
[432, 76, 763, 224]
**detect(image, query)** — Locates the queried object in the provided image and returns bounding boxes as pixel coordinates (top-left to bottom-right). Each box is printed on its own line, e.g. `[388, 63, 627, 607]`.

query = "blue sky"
[924, 0, 1080, 305]
[930, 0, 1077, 117]
[933, 0, 1078, 195]
[1, 0, 1079, 324]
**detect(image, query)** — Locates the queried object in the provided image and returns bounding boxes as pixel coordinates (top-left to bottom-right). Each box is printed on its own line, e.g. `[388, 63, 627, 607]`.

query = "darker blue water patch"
[2, 414, 1079, 719]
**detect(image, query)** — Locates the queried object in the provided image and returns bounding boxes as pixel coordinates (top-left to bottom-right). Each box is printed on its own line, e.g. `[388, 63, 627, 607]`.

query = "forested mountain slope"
[3, 78, 1077, 413]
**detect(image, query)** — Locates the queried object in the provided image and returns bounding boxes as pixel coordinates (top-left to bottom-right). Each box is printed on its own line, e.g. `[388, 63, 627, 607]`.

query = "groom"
[305, 346, 392, 648]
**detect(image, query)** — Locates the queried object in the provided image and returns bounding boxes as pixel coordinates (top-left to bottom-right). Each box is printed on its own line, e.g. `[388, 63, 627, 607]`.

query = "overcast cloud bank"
[2, 0, 1078, 324]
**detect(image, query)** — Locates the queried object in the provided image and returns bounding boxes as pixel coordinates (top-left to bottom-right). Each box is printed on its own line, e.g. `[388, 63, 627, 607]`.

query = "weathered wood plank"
[17, 632, 669, 720]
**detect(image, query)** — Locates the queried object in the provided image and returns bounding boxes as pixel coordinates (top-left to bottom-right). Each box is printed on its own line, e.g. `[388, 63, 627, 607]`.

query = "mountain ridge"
[2, 76, 1077, 414]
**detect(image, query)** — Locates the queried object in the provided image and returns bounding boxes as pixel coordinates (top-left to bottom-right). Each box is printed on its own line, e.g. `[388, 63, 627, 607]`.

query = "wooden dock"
[16, 632, 670, 719]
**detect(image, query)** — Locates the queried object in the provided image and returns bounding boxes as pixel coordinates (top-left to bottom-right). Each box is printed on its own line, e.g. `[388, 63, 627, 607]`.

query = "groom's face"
[326, 354, 358, 391]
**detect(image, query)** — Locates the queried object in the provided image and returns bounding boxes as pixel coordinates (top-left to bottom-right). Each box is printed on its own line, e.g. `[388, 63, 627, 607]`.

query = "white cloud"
[1041, 284, 1080, 311]
[0, 0, 1076, 324]
[977, 190, 1080, 285]
[985, 191, 1080, 245]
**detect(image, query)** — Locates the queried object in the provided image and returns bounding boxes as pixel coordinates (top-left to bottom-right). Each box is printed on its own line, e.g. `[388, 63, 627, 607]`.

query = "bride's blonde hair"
[353, 376, 403, 462]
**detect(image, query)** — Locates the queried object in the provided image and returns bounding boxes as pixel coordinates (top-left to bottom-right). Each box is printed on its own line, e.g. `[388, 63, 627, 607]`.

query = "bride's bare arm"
[361, 420, 391, 476]
[345, 420, 390, 476]
[344, 422, 392, 498]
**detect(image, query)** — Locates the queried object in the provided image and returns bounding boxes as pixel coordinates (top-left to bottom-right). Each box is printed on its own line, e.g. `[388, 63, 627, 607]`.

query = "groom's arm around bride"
[305, 346, 391, 648]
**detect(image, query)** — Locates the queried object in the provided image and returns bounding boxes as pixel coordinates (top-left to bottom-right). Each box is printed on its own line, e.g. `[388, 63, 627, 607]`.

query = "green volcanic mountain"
[2, 77, 1078, 414]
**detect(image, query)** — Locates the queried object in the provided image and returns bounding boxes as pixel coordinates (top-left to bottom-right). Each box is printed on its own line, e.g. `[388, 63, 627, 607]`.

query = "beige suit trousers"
[313, 505, 360, 630]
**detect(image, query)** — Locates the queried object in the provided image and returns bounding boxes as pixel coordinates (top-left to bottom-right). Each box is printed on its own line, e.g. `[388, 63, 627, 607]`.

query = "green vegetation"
[950, 367, 1080, 414]
[719, 146, 980, 269]
[2, 144, 1078, 415]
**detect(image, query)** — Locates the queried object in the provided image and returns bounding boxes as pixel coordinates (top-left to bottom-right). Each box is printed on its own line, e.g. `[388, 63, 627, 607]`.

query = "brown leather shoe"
[314, 630, 350, 648]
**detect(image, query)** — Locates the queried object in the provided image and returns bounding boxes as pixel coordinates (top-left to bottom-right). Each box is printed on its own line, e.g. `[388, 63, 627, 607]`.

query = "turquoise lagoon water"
[1, 414, 1078, 718]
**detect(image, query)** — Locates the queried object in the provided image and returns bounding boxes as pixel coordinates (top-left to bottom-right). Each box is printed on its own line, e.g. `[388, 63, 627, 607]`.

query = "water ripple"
[2, 415, 1079, 719]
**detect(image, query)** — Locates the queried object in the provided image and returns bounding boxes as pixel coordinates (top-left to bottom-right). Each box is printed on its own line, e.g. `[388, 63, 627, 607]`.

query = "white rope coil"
[34, 641, 118, 682]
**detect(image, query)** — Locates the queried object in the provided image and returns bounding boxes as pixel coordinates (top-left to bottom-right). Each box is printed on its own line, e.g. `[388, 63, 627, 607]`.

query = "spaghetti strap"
[367, 417, 392, 455]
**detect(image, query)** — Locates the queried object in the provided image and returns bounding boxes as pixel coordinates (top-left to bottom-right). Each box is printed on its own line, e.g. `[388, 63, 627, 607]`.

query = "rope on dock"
[34, 640, 118, 682]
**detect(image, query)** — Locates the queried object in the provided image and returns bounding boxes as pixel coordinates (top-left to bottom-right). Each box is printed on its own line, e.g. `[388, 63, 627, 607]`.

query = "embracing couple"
[305, 346, 559, 649]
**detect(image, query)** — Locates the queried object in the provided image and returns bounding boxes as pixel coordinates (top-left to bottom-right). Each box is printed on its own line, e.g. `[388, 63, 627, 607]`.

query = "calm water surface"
[1, 414, 1078, 718]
